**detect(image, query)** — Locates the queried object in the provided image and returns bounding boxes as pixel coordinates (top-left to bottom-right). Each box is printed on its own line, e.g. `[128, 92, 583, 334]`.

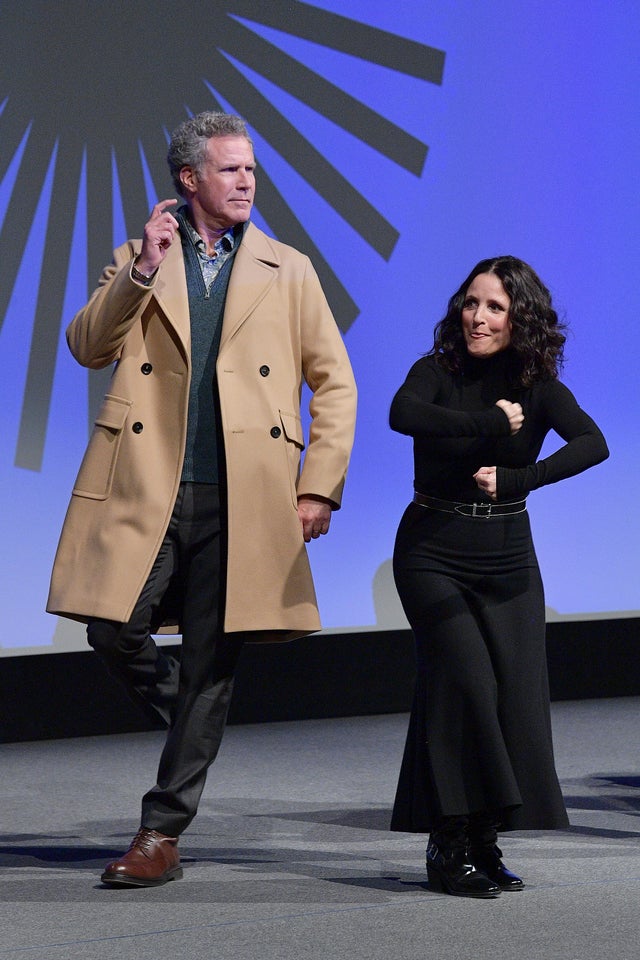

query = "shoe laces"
[129, 827, 158, 853]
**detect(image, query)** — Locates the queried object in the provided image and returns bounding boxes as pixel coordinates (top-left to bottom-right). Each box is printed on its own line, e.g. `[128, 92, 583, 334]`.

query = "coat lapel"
[219, 223, 280, 352]
[153, 239, 190, 356]
[147, 221, 278, 358]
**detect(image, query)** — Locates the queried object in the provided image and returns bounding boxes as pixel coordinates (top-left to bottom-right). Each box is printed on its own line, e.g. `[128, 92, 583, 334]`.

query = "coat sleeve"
[295, 259, 357, 509]
[66, 240, 153, 369]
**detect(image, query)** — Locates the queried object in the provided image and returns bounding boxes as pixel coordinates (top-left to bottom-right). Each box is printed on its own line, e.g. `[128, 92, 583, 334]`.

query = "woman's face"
[461, 272, 512, 358]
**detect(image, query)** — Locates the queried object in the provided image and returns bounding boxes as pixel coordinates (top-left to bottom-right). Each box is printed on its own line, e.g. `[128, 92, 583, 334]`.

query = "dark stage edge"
[2, 619, 639, 743]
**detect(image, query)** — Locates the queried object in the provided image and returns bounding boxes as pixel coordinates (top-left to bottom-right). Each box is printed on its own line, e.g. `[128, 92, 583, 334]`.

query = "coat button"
[132, 422, 144, 434]
[270, 426, 281, 438]
[259, 365, 270, 377]
[141, 363, 153, 375]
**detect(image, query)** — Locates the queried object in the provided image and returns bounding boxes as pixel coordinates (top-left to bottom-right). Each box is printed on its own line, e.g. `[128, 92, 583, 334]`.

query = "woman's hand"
[474, 402, 522, 499]
[496, 399, 524, 435]
[473, 466, 497, 500]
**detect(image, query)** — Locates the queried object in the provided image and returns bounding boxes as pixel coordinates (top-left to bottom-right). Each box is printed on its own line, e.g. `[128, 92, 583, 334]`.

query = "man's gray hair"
[167, 112, 252, 196]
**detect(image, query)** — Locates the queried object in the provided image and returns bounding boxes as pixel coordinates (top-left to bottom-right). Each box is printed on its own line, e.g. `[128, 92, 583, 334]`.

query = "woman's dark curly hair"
[430, 255, 566, 386]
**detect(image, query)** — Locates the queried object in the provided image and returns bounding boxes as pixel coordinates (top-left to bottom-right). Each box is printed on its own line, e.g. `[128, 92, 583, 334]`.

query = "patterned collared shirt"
[179, 211, 236, 294]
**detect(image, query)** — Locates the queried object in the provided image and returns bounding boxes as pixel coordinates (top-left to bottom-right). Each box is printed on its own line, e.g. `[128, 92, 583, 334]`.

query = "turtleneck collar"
[462, 347, 519, 382]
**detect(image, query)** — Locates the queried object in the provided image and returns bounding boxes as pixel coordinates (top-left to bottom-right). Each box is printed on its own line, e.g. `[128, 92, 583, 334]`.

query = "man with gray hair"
[47, 111, 357, 886]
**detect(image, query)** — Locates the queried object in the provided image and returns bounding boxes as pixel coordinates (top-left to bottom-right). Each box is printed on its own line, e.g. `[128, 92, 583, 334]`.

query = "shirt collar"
[177, 206, 236, 255]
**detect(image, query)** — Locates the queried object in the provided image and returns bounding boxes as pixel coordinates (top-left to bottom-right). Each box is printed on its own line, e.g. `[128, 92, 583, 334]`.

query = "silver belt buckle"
[471, 502, 492, 518]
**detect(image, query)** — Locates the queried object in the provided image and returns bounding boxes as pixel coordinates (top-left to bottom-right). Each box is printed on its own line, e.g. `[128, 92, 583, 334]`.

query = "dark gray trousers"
[87, 482, 244, 836]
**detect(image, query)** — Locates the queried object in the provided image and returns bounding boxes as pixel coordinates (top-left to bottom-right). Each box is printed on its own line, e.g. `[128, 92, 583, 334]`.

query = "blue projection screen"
[1, 1, 638, 656]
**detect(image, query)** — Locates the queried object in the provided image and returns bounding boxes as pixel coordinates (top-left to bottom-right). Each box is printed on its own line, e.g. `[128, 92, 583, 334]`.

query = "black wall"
[2, 619, 638, 744]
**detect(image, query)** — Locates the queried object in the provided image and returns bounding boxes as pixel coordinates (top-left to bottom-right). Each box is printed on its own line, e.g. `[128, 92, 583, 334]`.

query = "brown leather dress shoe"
[101, 828, 182, 886]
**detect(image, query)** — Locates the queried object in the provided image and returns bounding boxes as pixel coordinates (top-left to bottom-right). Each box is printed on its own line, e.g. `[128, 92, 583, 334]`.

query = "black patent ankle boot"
[468, 843, 524, 891]
[426, 817, 500, 899]
[468, 813, 524, 891]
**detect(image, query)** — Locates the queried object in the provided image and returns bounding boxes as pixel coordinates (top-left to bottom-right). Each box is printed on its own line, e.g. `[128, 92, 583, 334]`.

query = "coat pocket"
[72, 395, 132, 500]
[279, 409, 305, 506]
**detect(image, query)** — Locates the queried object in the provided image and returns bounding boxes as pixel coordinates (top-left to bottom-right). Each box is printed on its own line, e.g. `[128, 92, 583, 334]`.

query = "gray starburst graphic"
[0, 0, 445, 471]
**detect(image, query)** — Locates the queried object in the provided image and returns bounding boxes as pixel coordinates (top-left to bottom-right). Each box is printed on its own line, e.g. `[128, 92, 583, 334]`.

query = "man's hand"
[136, 199, 179, 277]
[297, 496, 332, 543]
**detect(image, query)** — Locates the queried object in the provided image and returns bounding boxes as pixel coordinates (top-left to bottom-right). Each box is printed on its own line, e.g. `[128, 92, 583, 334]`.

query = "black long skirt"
[390, 501, 569, 833]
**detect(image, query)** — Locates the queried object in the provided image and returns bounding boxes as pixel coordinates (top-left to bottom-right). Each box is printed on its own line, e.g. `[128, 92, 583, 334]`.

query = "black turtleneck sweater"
[389, 351, 609, 503]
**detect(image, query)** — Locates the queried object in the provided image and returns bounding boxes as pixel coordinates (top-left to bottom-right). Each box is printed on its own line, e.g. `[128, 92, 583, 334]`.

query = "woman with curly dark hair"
[390, 256, 608, 898]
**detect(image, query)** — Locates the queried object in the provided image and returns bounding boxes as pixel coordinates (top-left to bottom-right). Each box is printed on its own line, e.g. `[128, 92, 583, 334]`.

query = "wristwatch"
[131, 258, 155, 285]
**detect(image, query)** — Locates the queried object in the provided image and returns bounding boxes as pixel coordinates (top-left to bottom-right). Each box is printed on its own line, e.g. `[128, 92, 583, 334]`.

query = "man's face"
[181, 135, 255, 230]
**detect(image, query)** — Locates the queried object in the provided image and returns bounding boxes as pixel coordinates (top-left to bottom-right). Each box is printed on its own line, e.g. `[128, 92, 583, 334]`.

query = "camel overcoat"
[47, 222, 357, 640]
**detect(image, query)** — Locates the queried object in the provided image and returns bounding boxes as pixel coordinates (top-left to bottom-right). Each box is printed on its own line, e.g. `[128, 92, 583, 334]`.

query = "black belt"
[413, 491, 527, 518]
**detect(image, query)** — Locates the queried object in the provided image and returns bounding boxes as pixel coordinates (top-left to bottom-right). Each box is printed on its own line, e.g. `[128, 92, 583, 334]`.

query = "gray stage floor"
[1, 697, 639, 960]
